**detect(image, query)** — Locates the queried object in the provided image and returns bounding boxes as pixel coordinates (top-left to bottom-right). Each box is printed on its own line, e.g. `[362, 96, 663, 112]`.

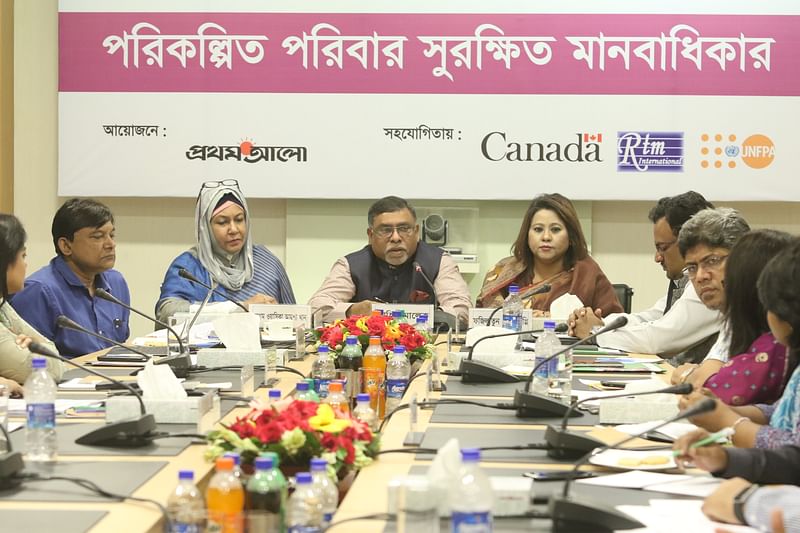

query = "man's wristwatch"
[733, 483, 759, 524]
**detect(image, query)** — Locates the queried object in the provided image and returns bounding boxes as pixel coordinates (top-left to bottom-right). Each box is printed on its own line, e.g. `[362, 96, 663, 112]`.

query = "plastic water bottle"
[533, 320, 561, 396]
[295, 381, 319, 403]
[450, 448, 493, 533]
[166, 470, 205, 533]
[24, 357, 57, 463]
[265, 345, 278, 384]
[391, 309, 406, 324]
[311, 345, 336, 399]
[246, 455, 287, 533]
[287, 472, 322, 532]
[267, 388, 282, 407]
[385, 346, 411, 415]
[353, 393, 377, 431]
[324, 381, 350, 416]
[225, 451, 247, 486]
[415, 314, 430, 335]
[552, 328, 572, 405]
[310, 458, 338, 527]
[501, 285, 523, 332]
[206, 456, 245, 533]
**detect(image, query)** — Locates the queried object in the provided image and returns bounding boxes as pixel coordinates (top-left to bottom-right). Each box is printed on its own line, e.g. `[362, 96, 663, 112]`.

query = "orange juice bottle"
[325, 381, 350, 416]
[362, 336, 387, 417]
[206, 456, 245, 533]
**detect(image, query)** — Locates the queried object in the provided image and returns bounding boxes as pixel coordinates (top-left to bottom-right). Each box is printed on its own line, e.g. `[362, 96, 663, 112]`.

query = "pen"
[672, 427, 734, 456]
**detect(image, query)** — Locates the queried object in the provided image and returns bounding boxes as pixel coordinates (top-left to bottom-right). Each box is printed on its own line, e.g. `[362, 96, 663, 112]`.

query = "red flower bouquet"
[313, 314, 434, 361]
[205, 398, 380, 476]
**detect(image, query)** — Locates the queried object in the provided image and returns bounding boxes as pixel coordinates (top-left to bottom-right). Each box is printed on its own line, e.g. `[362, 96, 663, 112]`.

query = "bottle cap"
[391, 310, 403, 318]
[508, 284, 520, 294]
[328, 381, 343, 392]
[254, 456, 274, 470]
[215, 456, 234, 471]
[393, 345, 406, 355]
[356, 393, 370, 403]
[296, 472, 312, 484]
[296, 382, 309, 392]
[224, 452, 241, 466]
[543, 320, 556, 330]
[178, 470, 194, 481]
[461, 448, 481, 462]
[268, 389, 281, 399]
[318, 344, 329, 353]
[260, 451, 280, 466]
[346, 335, 358, 345]
[31, 357, 47, 369]
[369, 336, 381, 344]
[310, 458, 328, 471]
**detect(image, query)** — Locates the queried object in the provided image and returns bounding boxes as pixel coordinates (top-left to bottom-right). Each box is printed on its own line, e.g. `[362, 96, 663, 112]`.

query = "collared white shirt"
[596, 279, 722, 356]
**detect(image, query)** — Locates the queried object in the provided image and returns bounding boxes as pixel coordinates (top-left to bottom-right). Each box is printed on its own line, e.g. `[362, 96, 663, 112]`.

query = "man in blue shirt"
[12, 198, 130, 358]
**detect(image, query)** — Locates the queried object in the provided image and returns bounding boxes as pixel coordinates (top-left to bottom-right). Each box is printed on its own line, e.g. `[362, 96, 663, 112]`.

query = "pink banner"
[59, 12, 800, 96]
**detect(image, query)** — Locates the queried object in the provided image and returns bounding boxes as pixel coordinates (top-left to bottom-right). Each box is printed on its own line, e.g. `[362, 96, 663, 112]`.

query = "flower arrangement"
[205, 398, 380, 477]
[314, 314, 434, 360]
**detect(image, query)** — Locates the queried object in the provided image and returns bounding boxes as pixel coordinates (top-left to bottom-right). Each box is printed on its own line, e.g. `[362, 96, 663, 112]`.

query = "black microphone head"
[679, 397, 717, 419]
[56, 315, 81, 330]
[178, 268, 199, 283]
[28, 341, 58, 358]
[605, 315, 628, 330]
[537, 283, 552, 294]
[94, 288, 116, 303]
[670, 382, 694, 395]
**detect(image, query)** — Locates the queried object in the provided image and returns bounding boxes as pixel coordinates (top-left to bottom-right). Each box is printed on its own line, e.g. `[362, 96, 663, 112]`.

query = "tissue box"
[387, 475, 532, 517]
[599, 394, 679, 424]
[196, 348, 285, 367]
[106, 390, 220, 425]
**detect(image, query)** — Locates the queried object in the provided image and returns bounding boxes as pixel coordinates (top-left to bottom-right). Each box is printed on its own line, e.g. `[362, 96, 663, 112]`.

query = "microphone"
[28, 342, 157, 448]
[458, 328, 543, 384]
[178, 268, 248, 312]
[412, 261, 455, 332]
[95, 288, 186, 357]
[55, 315, 191, 379]
[544, 382, 693, 460]
[484, 283, 552, 327]
[513, 316, 629, 418]
[550, 397, 716, 532]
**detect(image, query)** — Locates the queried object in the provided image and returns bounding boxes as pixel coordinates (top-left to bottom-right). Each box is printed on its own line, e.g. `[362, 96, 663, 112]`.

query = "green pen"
[672, 427, 734, 457]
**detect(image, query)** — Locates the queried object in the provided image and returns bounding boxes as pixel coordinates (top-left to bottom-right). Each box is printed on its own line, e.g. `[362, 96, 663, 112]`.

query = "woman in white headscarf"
[156, 180, 295, 323]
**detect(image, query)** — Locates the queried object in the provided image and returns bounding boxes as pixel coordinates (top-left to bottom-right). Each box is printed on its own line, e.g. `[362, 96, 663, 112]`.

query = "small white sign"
[469, 308, 534, 329]
[371, 303, 435, 329]
[249, 304, 312, 328]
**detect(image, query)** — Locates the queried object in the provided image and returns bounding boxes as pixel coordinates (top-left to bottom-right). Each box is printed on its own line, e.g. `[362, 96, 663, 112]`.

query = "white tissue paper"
[457, 326, 524, 369]
[213, 313, 261, 351]
[426, 438, 462, 515]
[137, 360, 187, 399]
[599, 376, 680, 424]
[548, 293, 584, 319]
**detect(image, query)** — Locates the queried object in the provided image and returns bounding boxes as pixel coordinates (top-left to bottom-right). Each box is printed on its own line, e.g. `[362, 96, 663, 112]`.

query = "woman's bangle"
[731, 416, 749, 434]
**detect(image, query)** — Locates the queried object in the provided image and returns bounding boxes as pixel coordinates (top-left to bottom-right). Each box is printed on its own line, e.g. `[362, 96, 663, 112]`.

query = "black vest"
[346, 242, 443, 305]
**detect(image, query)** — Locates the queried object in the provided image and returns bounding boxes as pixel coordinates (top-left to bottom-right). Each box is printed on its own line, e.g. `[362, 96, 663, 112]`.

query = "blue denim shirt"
[11, 256, 130, 358]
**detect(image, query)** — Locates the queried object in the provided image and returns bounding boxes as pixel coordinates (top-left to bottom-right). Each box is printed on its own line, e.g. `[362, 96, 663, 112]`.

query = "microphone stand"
[412, 261, 456, 332]
[544, 382, 693, 460]
[95, 288, 185, 357]
[550, 398, 717, 532]
[56, 315, 191, 379]
[514, 317, 629, 418]
[28, 342, 158, 448]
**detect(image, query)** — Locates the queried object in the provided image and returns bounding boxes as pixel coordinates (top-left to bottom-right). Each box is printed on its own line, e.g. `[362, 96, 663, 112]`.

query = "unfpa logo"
[700, 133, 774, 170]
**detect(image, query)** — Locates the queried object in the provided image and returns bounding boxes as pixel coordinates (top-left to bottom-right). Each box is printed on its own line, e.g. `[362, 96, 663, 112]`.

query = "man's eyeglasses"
[655, 239, 677, 254]
[683, 254, 728, 280]
[372, 225, 416, 238]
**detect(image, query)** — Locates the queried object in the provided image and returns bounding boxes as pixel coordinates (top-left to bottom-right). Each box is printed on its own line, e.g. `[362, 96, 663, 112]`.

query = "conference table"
[0, 341, 694, 533]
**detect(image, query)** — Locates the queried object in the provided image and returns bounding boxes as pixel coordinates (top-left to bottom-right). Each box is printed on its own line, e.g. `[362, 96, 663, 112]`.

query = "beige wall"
[13, 1, 800, 339]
